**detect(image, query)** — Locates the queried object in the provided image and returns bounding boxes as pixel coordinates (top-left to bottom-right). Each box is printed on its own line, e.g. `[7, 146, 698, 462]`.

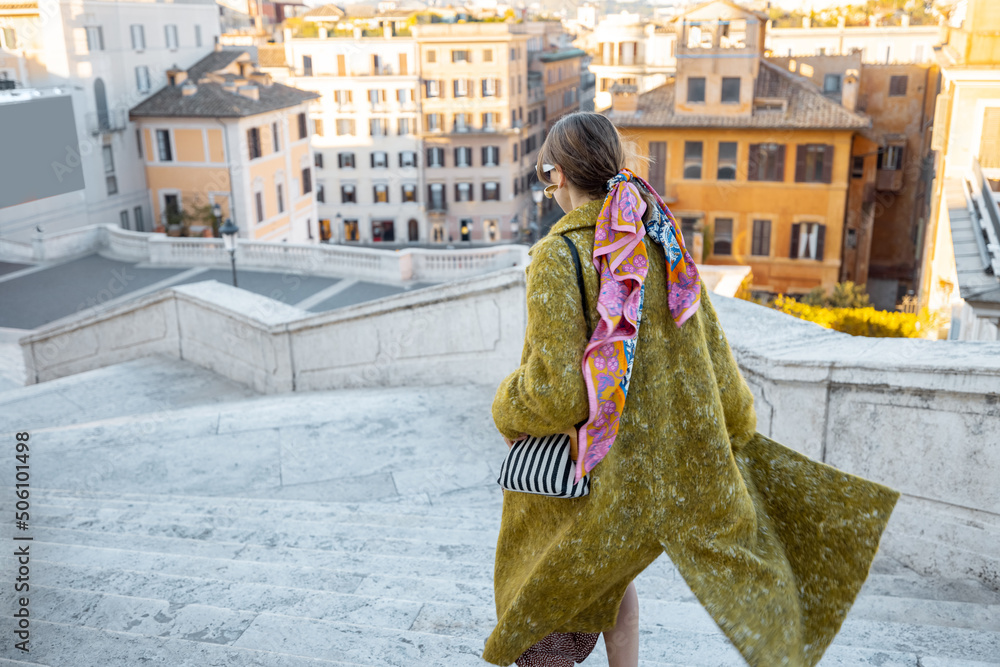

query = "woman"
[482, 112, 900, 667]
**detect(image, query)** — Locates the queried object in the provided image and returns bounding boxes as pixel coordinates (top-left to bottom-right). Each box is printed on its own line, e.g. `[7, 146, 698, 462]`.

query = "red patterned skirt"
[514, 631, 601, 666]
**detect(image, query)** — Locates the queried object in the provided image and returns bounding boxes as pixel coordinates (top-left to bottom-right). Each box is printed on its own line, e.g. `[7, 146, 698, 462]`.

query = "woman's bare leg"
[603, 580, 639, 667]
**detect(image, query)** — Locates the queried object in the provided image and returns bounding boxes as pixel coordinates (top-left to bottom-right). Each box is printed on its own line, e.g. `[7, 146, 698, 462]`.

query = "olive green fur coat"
[482, 198, 900, 667]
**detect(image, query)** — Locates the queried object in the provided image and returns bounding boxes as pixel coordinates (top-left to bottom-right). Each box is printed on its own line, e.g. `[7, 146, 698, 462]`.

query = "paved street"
[0, 252, 436, 330]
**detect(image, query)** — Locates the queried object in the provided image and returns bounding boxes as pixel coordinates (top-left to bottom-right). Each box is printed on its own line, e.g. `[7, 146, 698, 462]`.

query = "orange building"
[603, 0, 870, 296]
[130, 47, 320, 242]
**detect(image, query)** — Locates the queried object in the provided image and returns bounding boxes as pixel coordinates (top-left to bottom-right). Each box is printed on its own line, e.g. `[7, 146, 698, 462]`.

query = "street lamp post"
[219, 217, 239, 287]
[211, 202, 222, 238]
[531, 183, 544, 245]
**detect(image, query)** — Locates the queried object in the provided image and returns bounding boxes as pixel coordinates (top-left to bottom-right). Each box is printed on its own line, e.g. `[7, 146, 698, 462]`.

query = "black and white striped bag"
[497, 433, 590, 498]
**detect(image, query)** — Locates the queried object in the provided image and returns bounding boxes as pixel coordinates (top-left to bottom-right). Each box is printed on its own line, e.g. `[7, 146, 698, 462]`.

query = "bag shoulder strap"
[559, 234, 590, 337]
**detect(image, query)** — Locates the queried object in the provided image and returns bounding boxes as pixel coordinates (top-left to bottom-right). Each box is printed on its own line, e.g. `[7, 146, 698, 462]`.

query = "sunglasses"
[538, 163, 558, 199]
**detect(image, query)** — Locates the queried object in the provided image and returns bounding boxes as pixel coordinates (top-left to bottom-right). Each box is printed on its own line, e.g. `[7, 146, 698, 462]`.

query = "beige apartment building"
[412, 22, 531, 243]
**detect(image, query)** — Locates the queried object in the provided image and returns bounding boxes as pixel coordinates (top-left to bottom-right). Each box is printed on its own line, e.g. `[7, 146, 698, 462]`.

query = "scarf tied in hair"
[574, 167, 702, 483]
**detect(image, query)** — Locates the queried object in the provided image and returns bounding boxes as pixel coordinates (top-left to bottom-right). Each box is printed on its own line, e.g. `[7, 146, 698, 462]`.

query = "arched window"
[94, 78, 109, 130]
[408, 218, 419, 242]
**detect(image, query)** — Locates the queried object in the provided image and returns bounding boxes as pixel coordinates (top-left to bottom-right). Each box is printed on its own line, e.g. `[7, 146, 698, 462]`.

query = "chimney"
[214, 41, 223, 52]
[223, 79, 238, 93]
[610, 82, 638, 114]
[248, 70, 272, 87]
[166, 65, 187, 86]
[841, 69, 859, 111]
[181, 79, 197, 96]
[237, 84, 259, 100]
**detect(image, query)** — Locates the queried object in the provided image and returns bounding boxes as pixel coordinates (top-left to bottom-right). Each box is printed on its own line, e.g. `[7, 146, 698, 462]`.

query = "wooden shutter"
[337, 54, 345, 76]
[794, 145, 807, 182]
[440, 79, 447, 98]
[399, 53, 407, 75]
[648, 141, 667, 195]
[789, 222, 800, 259]
[748, 144, 760, 181]
[815, 224, 826, 260]
[822, 145, 834, 183]
[775, 145, 786, 182]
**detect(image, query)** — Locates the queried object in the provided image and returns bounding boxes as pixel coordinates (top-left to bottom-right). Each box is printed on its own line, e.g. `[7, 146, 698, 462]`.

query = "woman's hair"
[536, 111, 658, 221]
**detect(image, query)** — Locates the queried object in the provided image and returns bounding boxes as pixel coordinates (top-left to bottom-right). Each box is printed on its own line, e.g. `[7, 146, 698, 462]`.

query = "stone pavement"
[0, 253, 436, 330]
[0, 355, 997, 666]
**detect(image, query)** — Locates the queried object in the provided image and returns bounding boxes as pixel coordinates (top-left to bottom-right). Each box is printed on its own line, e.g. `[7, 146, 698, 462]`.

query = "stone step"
[0, 658, 52, 666]
[7, 619, 368, 666]
[0, 355, 257, 433]
[28, 503, 503, 543]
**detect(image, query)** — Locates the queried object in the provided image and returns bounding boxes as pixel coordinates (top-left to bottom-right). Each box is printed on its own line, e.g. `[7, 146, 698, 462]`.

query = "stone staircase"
[1, 356, 998, 666]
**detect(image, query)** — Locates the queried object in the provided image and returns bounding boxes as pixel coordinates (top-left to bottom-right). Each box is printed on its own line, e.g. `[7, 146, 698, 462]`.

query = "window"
[297, 112, 308, 139]
[748, 143, 785, 182]
[303, 55, 313, 77]
[687, 77, 705, 103]
[195, 25, 202, 48]
[878, 145, 903, 171]
[301, 167, 311, 195]
[482, 112, 499, 130]
[823, 74, 842, 95]
[374, 184, 389, 203]
[795, 144, 833, 183]
[247, 128, 262, 160]
[120, 210, 129, 228]
[425, 113, 442, 132]
[482, 78, 499, 97]
[453, 78, 470, 97]
[372, 220, 394, 242]
[454, 146, 472, 167]
[721, 77, 740, 103]
[852, 156, 865, 179]
[276, 183, 284, 213]
[135, 66, 151, 93]
[648, 141, 667, 193]
[426, 49, 436, 63]
[425, 80, 440, 98]
[336, 119, 355, 136]
[397, 117, 411, 135]
[341, 184, 356, 203]
[338, 152, 355, 169]
[889, 75, 907, 97]
[134, 206, 144, 231]
[164, 24, 178, 49]
[86, 26, 104, 52]
[312, 118, 322, 138]
[316, 184, 324, 203]
[408, 219, 419, 242]
[402, 184, 417, 202]
[483, 48, 493, 62]
[683, 141, 703, 179]
[255, 191, 264, 222]
[136, 128, 143, 158]
[428, 183, 446, 210]
[344, 219, 359, 241]
[400, 151, 417, 168]
[454, 113, 472, 132]
[680, 217, 700, 245]
[130, 24, 145, 50]
[271, 121, 280, 152]
[717, 142, 737, 180]
[790, 222, 826, 260]
[751, 219, 771, 256]
[712, 218, 733, 255]
[482, 146, 499, 166]
[483, 181, 500, 201]
[156, 129, 172, 162]
[427, 147, 444, 167]
[451, 49, 470, 63]
[432, 223, 445, 243]
[369, 118, 388, 136]
[103, 145, 117, 195]
[371, 151, 388, 168]
[460, 219, 472, 241]
[314, 152, 323, 169]
[334, 89, 352, 105]
[455, 182, 473, 202]
[368, 88, 385, 106]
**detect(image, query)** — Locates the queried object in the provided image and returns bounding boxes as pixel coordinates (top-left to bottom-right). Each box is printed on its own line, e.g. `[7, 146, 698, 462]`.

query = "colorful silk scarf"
[574, 167, 702, 484]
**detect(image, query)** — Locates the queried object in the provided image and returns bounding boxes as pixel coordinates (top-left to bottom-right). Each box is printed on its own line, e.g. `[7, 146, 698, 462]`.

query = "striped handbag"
[497, 235, 591, 499]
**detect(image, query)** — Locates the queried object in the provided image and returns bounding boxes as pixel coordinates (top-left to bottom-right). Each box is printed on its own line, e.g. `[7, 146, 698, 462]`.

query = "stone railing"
[3, 224, 530, 284]
[16, 271, 1000, 592]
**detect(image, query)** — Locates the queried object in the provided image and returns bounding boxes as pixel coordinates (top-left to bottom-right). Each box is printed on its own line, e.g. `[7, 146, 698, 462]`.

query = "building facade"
[129, 48, 320, 243]
[767, 20, 940, 64]
[0, 0, 221, 241]
[603, 0, 869, 296]
[588, 11, 676, 112]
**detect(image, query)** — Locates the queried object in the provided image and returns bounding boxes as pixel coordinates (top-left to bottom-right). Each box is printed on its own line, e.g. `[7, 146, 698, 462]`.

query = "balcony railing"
[969, 158, 1000, 276]
[86, 109, 127, 135]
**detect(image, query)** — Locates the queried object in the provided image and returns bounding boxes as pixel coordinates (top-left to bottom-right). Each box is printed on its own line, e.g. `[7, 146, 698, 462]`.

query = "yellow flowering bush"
[770, 294, 938, 338]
